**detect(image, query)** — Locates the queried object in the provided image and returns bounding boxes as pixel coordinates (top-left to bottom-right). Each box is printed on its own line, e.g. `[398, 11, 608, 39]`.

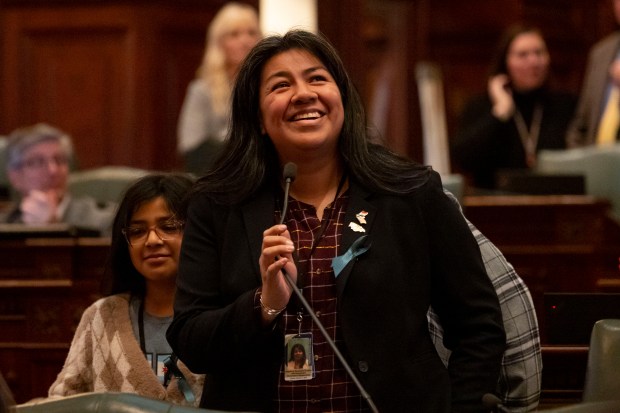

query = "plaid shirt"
[428, 192, 542, 412]
[273, 192, 370, 413]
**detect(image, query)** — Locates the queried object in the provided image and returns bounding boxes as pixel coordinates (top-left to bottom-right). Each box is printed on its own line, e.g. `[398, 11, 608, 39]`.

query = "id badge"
[284, 333, 315, 381]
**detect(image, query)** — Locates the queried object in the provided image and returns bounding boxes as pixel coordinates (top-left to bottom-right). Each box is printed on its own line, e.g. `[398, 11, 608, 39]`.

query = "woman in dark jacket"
[168, 30, 505, 413]
[452, 24, 577, 190]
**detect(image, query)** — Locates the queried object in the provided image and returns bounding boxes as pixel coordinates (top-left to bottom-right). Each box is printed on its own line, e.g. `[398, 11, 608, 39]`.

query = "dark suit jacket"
[566, 32, 620, 147]
[168, 171, 505, 413]
[4, 195, 115, 235]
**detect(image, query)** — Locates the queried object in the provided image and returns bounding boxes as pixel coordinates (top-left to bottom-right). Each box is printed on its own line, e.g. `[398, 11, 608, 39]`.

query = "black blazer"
[168, 171, 505, 413]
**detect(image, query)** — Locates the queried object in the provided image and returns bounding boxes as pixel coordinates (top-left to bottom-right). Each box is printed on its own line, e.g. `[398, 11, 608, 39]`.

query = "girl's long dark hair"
[101, 173, 195, 297]
[193, 30, 430, 205]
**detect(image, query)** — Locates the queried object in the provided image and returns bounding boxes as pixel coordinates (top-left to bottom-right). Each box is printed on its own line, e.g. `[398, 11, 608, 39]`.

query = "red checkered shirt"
[274, 191, 370, 412]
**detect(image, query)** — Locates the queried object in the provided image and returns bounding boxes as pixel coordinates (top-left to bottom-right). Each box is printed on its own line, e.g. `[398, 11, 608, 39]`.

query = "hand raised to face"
[20, 189, 60, 224]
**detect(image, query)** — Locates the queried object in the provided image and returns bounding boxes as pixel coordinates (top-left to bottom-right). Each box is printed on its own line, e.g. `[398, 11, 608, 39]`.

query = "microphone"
[482, 393, 507, 413]
[279, 162, 297, 225]
[276, 163, 379, 413]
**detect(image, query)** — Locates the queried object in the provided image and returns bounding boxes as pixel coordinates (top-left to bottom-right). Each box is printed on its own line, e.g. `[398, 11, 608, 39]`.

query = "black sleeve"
[424, 172, 506, 411]
[166, 192, 283, 375]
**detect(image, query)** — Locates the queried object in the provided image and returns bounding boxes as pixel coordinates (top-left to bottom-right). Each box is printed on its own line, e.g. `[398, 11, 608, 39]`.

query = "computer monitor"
[544, 292, 620, 345]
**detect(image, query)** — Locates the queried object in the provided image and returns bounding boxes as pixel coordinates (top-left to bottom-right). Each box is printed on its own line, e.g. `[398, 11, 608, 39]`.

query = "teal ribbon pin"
[332, 235, 370, 278]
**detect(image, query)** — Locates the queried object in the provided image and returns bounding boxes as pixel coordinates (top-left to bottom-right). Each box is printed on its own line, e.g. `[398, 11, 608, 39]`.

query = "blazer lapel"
[335, 181, 376, 295]
[240, 182, 376, 294]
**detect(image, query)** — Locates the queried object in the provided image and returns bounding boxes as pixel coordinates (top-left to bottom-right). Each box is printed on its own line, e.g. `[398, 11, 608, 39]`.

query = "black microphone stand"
[278, 163, 379, 413]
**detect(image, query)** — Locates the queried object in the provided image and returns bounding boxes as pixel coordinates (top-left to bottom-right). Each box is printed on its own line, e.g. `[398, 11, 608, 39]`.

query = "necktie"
[596, 86, 620, 146]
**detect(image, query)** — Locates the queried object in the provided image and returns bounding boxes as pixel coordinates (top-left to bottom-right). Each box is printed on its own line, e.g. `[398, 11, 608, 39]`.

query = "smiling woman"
[47, 173, 204, 407]
[167, 30, 506, 413]
[259, 48, 344, 169]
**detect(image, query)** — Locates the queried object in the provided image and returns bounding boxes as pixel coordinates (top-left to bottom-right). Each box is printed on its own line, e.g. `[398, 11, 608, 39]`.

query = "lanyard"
[514, 103, 543, 167]
[137, 298, 195, 402]
[291, 172, 348, 290]
[138, 298, 147, 355]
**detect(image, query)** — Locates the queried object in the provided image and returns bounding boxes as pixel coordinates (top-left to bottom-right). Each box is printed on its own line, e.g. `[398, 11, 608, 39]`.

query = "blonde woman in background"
[177, 2, 261, 176]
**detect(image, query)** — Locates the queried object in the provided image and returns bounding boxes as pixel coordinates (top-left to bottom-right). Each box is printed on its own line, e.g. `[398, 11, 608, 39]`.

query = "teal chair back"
[16, 392, 241, 413]
[441, 173, 464, 204]
[582, 318, 620, 403]
[68, 166, 150, 204]
[536, 400, 620, 412]
[537, 145, 620, 220]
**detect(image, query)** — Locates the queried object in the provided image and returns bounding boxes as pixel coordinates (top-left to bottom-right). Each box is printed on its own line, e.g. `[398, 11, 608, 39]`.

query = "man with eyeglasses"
[3, 123, 116, 234]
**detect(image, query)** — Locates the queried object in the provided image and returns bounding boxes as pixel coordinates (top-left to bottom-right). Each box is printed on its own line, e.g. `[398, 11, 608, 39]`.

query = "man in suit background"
[3, 122, 116, 234]
[566, 0, 620, 147]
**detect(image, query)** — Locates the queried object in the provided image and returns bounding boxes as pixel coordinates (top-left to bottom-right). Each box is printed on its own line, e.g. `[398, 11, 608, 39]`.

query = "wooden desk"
[0, 196, 616, 403]
[0, 236, 109, 403]
[541, 346, 589, 407]
[464, 195, 620, 406]
[464, 195, 620, 340]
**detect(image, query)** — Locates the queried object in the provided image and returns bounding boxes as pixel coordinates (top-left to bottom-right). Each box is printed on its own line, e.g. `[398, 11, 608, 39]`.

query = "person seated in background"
[451, 24, 577, 190]
[566, 0, 620, 147]
[48, 173, 203, 406]
[177, 2, 261, 176]
[3, 123, 116, 234]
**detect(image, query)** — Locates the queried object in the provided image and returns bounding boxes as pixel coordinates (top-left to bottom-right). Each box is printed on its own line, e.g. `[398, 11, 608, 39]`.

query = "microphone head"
[481, 393, 502, 410]
[283, 162, 298, 182]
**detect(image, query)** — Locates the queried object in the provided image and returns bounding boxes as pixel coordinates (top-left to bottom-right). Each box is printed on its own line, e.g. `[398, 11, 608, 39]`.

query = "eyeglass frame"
[17, 154, 70, 170]
[121, 219, 185, 247]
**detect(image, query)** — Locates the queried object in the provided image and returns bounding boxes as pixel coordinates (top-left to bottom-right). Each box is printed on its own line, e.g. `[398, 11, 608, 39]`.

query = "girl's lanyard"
[138, 298, 195, 402]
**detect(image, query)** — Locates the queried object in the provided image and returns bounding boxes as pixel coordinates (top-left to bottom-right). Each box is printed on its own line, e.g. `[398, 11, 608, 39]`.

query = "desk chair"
[582, 319, 620, 402]
[535, 400, 620, 412]
[68, 166, 150, 204]
[441, 174, 464, 204]
[15, 392, 245, 413]
[537, 145, 620, 220]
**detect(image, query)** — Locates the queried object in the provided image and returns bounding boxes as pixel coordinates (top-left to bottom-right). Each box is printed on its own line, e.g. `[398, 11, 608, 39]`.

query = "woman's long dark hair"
[194, 30, 430, 205]
[101, 173, 195, 297]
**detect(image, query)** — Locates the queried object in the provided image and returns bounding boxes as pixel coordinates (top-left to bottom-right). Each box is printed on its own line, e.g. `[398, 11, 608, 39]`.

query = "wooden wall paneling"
[319, 0, 423, 161]
[0, 236, 109, 402]
[423, 0, 521, 143]
[0, 2, 226, 171]
[1, 0, 615, 170]
[317, 0, 365, 99]
[364, 0, 421, 161]
[521, 0, 614, 94]
[1, 5, 138, 168]
[150, 10, 216, 172]
[0, 346, 69, 403]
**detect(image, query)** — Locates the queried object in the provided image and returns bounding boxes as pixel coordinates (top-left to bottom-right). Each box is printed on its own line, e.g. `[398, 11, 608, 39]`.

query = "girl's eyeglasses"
[121, 220, 184, 246]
